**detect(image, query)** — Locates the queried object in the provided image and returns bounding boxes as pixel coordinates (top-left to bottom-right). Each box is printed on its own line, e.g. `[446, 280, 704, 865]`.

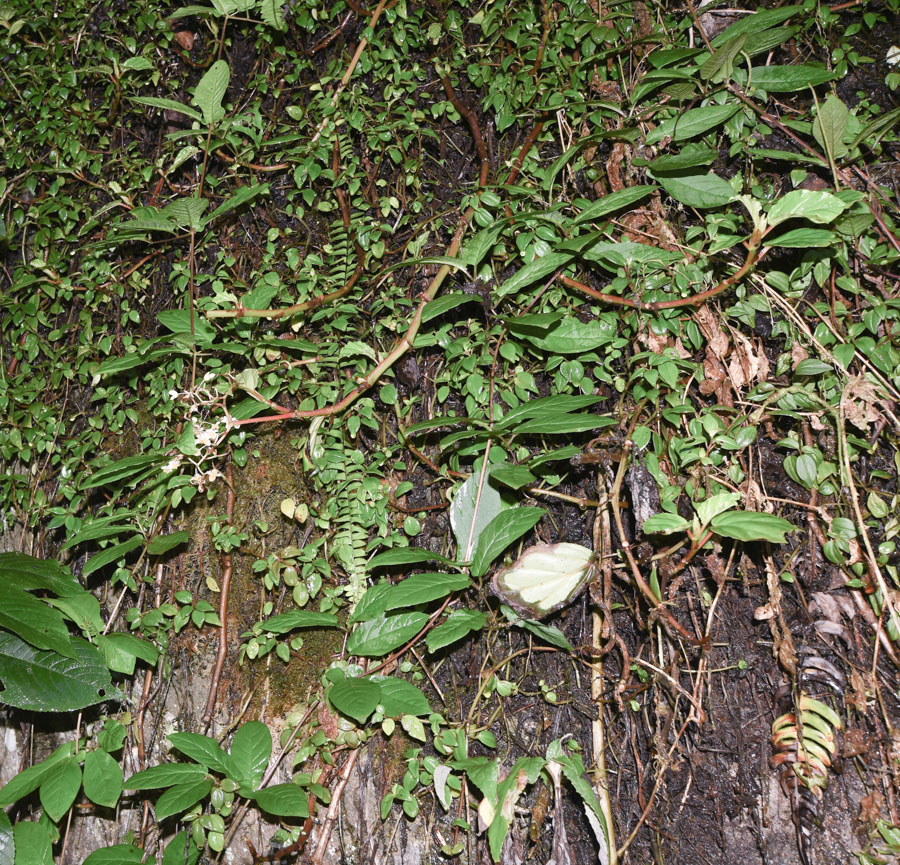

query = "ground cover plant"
[2, 0, 900, 862]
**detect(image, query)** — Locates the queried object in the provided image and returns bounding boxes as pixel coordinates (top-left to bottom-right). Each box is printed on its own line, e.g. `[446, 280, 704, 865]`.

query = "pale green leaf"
[470, 508, 545, 578]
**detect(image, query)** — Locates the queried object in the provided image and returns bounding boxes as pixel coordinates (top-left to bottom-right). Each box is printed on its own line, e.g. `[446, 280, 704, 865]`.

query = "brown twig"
[309, 748, 361, 864]
[203, 456, 235, 727]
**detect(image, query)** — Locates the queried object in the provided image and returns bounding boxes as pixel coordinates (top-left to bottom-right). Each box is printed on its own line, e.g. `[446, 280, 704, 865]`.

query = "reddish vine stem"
[440, 73, 490, 188]
[309, 748, 361, 864]
[203, 457, 235, 727]
[560, 231, 762, 311]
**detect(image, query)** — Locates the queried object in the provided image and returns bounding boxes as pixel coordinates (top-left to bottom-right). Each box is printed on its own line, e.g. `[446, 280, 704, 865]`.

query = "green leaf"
[749, 65, 836, 93]
[206, 183, 270, 223]
[155, 779, 212, 821]
[694, 492, 742, 526]
[83, 844, 149, 865]
[126, 763, 208, 791]
[346, 612, 428, 657]
[546, 740, 610, 850]
[501, 606, 573, 651]
[794, 359, 832, 376]
[12, 822, 52, 865]
[147, 531, 190, 556]
[230, 722, 271, 790]
[161, 832, 199, 865]
[39, 757, 82, 822]
[0, 586, 76, 657]
[712, 6, 802, 43]
[510, 317, 618, 354]
[645, 104, 739, 145]
[573, 186, 656, 225]
[641, 513, 690, 535]
[0, 633, 117, 712]
[767, 190, 847, 227]
[709, 511, 795, 543]
[489, 465, 537, 489]
[384, 573, 471, 610]
[130, 96, 204, 123]
[426, 609, 486, 653]
[495, 251, 573, 299]
[161, 197, 208, 231]
[157, 310, 217, 343]
[767, 227, 835, 247]
[373, 677, 431, 717]
[0, 553, 82, 597]
[647, 144, 717, 172]
[168, 733, 236, 777]
[258, 610, 338, 633]
[82, 749, 123, 809]
[699, 33, 746, 83]
[813, 93, 849, 160]
[191, 59, 230, 125]
[82, 536, 144, 577]
[348, 582, 394, 624]
[0, 743, 76, 806]
[0, 810, 12, 865]
[329, 677, 382, 723]
[450, 471, 504, 559]
[421, 293, 482, 324]
[649, 170, 736, 209]
[496, 395, 604, 429]
[470, 508, 545, 578]
[251, 784, 309, 818]
[80, 455, 165, 489]
[513, 414, 616, 435]
[97, 633, 159, 676]
[368, 548, 457, 568]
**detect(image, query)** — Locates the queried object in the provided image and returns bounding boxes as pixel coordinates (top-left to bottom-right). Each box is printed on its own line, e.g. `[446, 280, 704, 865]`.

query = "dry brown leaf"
[858, 788, 883, 829]
[728, 332, 769, 390]
[791, 342, 809, 368]
[693, 306, 729, 359]
[173, 29, 195, 50]
[842, 374, 884, 432]
[700, 352, 727, 395]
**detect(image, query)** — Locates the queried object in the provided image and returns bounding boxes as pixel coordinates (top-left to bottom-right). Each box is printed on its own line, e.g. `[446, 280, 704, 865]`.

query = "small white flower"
[162, 456, 183, 474]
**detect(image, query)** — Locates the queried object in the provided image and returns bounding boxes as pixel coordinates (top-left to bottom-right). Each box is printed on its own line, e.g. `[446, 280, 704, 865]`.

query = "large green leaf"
[645, 103, 739, 144]
[82, 749, 123, 809]
[509, 316, 618, 354]
[813, 93, 849, 160]
[206, 183, 270, 223]
[230, 722, 271, 790]
[12, 822, 52, 865]
[83, 845, 149, 865]
[130, 96, 203, 123]
[573, 186, 656, 224]
[384, 573, 471, 610]
[495, 395, 604, 429]
[161, 832, 199, 865]
[426, 609, 486, 653]
[710, 511, 795, 543]
[470, 508, 545, 578]
[487, 757, 545, 861]
[80, 455, 165, 489]
[82, 537, 144, 577]
[167, 732, 236, 777]
[155, 779, 212, 821]
[0, 743, 76, 806]
[749, 65, 835, 93]
[0, 633, 116, 712]
[368, 548, 458, 569]
[125, 763, 208, 790]
[373, 677, 431, 717]
[642, 513, 690, 535]
[39, 757, 81, 822]
[650, 170, 736, 209]
[251, 784, 310, 818]
[191, 59, 229, 125]
[0, 587, 77, 657]
[346, 612, 428, 657]
[496, 251, 573, 299]
[767, 190, 847, 227]
[0, 553, 82, 597]
[258, 610, 338, 633]
[329, 677, 382, 723]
